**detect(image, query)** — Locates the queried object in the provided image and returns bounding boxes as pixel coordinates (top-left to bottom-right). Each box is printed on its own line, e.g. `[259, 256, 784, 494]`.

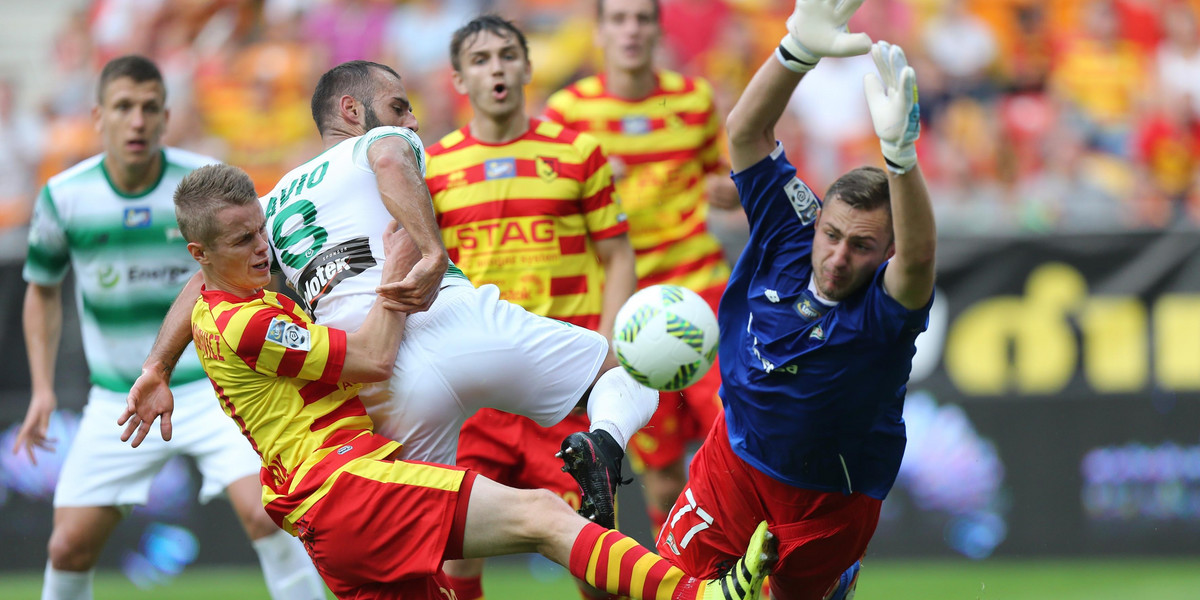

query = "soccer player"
[12, 56, 324, 600]
[122, 59, 648, 539]
[543, 0, 736, 537]
[424, 15, 638, 598]
[148, 161, 777, 599]
[652, 1, 936, 599]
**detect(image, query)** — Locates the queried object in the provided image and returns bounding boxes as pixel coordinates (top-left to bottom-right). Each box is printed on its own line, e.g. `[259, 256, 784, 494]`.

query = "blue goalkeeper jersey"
[719, 143, 932, 500]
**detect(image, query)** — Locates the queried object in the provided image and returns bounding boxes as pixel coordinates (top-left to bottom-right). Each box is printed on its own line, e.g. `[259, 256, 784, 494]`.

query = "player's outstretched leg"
[703, 520, 778, 600]
[558, 429, 629, 528]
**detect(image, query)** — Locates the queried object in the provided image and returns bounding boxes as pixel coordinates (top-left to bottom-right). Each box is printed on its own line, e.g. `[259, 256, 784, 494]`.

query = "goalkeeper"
[652, 1, 936, 598]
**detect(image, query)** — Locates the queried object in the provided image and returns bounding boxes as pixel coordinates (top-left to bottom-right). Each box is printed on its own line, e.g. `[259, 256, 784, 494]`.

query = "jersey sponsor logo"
[484, 157, 517, 180]
[297, 237, 377, 311]
[129, 265, 193, 285]
[536, 156, 558, 182]
[97, 265, 119, 288]
[123, 207, 152, 229]
[796, 299, 822, 320]
[265, 317, 311, 351]
[784, 177, 819, 226]
[621, 115, 652, 135]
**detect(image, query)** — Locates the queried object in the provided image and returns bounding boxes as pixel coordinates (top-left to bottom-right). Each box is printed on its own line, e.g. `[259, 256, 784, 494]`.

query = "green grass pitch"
[3, 557, 1199, 599]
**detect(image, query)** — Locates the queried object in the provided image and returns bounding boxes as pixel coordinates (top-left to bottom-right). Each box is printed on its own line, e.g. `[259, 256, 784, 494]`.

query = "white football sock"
[43, 562, 93, 600]
[586, 367, 659, 450]
[252, 529, 326, 600]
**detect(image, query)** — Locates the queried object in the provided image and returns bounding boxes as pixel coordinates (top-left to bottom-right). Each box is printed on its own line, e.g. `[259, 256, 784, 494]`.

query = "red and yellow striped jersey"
[426, 117, 628, 329]
[544, 71, 730, 292]
[191, 286, 399, 534]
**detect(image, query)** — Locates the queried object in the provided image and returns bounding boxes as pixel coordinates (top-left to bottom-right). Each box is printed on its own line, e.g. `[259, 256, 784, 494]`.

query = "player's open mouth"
[127, 140, 147, 151]
[253, 260, 269, 271]
[492, 83, 508, 101]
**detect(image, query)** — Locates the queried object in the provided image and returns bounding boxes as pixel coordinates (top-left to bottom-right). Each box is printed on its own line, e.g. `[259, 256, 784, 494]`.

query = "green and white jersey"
[262, 126, 470, 332]
[24, 148, 217, 392]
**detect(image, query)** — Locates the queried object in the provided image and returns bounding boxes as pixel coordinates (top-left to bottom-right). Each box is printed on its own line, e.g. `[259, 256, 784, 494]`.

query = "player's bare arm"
[369, 134, 449, 314]
[866, 42, 936, 310]
[341, 222, 421, 381]
[14, 282, 64, 463]
[592, 233, 637, 360]
[727, 0, 871, 173]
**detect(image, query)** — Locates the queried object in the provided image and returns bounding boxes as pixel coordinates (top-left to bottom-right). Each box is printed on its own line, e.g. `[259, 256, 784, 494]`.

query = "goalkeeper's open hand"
[776, 0, 872, 73]
[864, 41, 920, 174]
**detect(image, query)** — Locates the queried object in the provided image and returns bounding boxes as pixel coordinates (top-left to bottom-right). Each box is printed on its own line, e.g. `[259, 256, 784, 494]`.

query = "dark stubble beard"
[362, 103, 383, 131]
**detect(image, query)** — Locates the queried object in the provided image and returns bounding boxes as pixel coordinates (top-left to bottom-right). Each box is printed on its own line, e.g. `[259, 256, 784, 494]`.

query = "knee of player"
[47, 529, 103, 571]
[239, 508, 282, 540]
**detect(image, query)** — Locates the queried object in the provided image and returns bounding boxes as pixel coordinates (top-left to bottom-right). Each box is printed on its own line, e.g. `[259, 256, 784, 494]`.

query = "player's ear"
[92, 104, 102, 133]
[521, 59, 532, 86]
[451, 69, 467, 95]
[338, 94, 360, 126]
[187, 241, 208, 265]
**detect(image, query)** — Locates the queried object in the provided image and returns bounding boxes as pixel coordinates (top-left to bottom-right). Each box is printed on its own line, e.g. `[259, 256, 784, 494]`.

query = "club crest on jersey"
[265, 317, 311, 351]
[123, 207, 152, 229]
[621, 115, 652, 135]
[810, 325, 826, 341]
[536, 156, 558, 182]
[485, 157, 517, 180]
[784, 178, 818, 226]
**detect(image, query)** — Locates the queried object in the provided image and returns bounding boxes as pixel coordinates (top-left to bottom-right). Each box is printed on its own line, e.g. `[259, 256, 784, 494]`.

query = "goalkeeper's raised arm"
[726, 0, 871, 172]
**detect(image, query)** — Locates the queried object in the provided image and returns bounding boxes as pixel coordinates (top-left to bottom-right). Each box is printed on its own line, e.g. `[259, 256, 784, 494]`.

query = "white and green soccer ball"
[612, 284, 719, 392]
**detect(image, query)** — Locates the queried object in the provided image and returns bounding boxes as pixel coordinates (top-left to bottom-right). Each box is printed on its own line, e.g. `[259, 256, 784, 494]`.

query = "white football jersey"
[261, 127, 469, 331]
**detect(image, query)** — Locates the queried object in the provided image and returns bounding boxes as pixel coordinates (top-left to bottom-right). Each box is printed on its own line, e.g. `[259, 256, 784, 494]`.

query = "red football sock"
[568, 523, 706, 600]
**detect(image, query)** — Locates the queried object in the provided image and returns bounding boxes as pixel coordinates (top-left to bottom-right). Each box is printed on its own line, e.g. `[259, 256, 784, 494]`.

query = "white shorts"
[359, 284, 607, 465]
[53, 378, 261, 508]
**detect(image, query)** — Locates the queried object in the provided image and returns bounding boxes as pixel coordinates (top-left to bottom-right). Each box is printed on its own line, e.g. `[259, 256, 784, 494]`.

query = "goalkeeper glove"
[776, 0, 872, 73]
[864, 41, 920, 174]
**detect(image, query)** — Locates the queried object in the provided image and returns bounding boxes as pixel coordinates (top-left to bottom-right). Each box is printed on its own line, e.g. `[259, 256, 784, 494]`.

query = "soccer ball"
[612, 284, 719, 391]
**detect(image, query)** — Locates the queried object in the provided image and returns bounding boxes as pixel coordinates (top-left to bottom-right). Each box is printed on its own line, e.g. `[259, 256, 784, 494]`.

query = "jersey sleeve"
[865, 264, 935, 340]
[576, 133, 629, 240]
[23, 186, 70, 285]
[353, 126, 426, 177]
[731, 142, 820, 246]
[219, 301, 348, 384]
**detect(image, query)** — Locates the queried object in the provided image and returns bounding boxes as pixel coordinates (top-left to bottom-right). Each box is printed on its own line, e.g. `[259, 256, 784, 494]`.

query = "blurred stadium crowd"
[0, 0, 1195, 235]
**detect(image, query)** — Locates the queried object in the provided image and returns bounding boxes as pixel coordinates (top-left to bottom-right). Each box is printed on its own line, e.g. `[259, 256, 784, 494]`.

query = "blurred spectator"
[1156, 1, 1200, 116]
[1048, 0, 1148, 157]
[922, 0, 998, 100]
[8, 0, 1197, 236]
[0, 79, 44, 228]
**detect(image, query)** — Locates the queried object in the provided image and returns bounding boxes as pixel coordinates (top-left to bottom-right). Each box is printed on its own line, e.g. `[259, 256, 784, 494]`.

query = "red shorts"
[456, 408, 590, 510]
[294, 452, 478, 600]
[629, 284, 725, 470]
[655, 418, 881, 600]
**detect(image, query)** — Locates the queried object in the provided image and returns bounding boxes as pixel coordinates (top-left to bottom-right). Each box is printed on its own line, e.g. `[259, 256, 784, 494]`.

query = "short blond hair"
[174, 164, 258, 246]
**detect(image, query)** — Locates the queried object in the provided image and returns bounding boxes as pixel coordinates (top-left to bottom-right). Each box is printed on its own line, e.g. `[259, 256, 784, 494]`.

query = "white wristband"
[776, 35, 819, 73]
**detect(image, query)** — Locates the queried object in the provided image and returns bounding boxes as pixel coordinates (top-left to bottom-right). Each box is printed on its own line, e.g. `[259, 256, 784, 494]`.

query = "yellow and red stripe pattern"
[568, 522, 710, 600]
[426, 117, 628, 329]
[192, 287, 399, 533]
[544, 71, 730, 292]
